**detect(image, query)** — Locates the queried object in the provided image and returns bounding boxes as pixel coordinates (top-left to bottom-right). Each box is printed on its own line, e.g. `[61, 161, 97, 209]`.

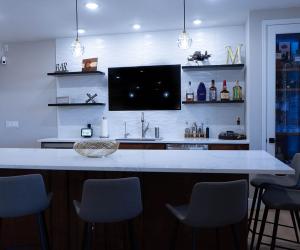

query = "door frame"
[261, 18, 300, 152]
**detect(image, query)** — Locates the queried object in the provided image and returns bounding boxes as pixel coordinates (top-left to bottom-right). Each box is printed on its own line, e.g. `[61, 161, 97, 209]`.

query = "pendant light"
[71, 0, 85, 57]
[177, 0, 192, 50]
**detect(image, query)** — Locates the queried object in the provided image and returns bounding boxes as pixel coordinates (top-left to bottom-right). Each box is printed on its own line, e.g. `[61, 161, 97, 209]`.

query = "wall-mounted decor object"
[55, 62, 68, 72]
[82, 58, 98, 72]
[85, 93, 98, 103]
[225, 44, 243, 64]
[177, 0, 192, 49]
[56, 96, 70, 104]
[187, 51, 211, 65]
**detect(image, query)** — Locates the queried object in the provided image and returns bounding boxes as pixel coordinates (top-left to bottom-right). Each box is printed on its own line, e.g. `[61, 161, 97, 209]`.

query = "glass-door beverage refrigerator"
[275, 33, 300, 162]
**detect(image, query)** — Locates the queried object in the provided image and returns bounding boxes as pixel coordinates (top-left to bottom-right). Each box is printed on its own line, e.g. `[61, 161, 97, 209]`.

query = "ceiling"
[0, 0, 300, 42]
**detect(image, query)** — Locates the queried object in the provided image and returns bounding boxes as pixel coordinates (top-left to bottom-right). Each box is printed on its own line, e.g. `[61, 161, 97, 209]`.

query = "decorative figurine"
[85, 93, 98, 103]
[187, 51, 211, 65]
[225, 44, 243, 64]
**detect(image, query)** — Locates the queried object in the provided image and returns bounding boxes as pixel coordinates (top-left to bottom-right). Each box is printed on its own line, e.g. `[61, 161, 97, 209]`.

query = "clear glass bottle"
[220, 80, 230, 101]
[186, 81, 194, 102]
[209, 80, 217, 101]
[232, 80, 243, 101]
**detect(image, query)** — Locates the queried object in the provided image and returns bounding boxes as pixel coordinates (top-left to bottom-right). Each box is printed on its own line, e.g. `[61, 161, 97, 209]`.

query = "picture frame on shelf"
[82, 58, 98, 72]
[56, 96, 70, 104]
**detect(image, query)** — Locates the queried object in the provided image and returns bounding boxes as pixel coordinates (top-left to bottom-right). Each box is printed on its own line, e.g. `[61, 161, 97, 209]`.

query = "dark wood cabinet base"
[0, 170, 248, 250]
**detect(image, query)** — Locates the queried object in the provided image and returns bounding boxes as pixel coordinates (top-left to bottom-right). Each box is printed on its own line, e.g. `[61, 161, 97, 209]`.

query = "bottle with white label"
[220, 80, 230, 101]
[186, 81, 194, 102]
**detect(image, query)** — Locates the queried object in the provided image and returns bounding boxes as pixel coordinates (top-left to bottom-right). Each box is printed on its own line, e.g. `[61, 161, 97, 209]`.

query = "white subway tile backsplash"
[55, 26, 246, 139]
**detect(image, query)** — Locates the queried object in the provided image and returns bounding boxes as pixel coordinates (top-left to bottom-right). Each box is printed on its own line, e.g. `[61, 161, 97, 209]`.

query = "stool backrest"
[0, 174, 49, 218]
[78, 177, 142, 223]
[184, 180, 248, 228]
[291, 153, 300, 186]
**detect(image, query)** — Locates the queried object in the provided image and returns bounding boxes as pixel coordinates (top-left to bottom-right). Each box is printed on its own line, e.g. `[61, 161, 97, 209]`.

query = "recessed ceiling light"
[78, 29, 86, 34]
[193, 19, 202, 25]
[85, 2, 99, 10]
[133, 24, 141, 30]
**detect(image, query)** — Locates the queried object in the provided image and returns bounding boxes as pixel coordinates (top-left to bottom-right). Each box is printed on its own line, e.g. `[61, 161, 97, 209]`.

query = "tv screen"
[108, 65, 181, 111]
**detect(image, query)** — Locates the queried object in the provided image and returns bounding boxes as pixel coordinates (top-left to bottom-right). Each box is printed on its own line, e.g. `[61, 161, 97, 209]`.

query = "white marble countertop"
[0, 148, 292, 174]
[38, 137, 250, 145]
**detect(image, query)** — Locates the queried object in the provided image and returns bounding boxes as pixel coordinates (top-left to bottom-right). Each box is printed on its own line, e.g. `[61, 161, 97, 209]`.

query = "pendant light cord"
[183, 0, 186, 32]
[75, 0, 79, 40]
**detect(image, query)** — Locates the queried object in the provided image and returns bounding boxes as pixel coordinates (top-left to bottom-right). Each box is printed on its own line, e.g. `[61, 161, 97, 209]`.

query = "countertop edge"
[38, 138, 250, 145]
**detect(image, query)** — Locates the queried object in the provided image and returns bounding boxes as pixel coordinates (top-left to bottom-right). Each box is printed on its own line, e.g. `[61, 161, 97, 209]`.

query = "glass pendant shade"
[178, 31, 192, 49]
[71, 38, 85, 57]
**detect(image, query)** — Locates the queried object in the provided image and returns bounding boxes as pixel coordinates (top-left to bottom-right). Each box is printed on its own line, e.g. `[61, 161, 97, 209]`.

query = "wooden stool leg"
[256, 206, 269, 250]
[37, 212, 49, 250]
[250, 187, 263, 250]
[270, 209, 280, 250]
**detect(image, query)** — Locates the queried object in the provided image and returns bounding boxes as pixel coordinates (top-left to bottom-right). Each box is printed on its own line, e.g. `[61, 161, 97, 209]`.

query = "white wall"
[247, 7, 300, 149]
[56, 26, 246, 139]
[0, 40, 57, 147]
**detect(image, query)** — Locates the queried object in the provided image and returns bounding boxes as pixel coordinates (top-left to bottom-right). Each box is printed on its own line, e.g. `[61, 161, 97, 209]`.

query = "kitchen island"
[0, 149, 293, 250]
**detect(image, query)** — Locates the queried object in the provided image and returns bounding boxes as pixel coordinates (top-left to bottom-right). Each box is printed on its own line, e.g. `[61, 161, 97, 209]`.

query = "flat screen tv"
[108, 65, 181, 111]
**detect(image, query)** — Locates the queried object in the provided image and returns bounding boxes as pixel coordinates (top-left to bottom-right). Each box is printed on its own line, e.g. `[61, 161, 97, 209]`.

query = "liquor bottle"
[209, 80, 217, 101]
[197, 82, 206, 101]
[233, 80, 242, 101]
[186, 81, 194, 102]
[220, 80, 230, 101]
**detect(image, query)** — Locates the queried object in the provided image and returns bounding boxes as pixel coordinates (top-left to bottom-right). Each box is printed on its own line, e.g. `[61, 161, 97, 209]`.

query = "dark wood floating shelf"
[48, 103, 106, 106]
[182, 64, 244, 71]
[182, 100, 244, 104]
[47, 71, 105, 76]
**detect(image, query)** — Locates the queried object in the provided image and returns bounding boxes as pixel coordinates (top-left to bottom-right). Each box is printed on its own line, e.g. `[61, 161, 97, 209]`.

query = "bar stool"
[73, 177, 143, 250]
[256, 185, 300, 250]
[166, 180, 248, 250]
[0, 174, 52, 250]
[249, 153, 300, 250]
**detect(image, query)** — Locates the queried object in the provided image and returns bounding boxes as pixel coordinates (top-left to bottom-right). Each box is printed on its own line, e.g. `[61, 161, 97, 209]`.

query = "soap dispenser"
[81, 124, 93, 138]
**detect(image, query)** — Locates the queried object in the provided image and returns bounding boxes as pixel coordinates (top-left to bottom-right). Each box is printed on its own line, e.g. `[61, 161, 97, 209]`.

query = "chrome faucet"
[141, 112, 149, 138]
[124, 122, 130, 138]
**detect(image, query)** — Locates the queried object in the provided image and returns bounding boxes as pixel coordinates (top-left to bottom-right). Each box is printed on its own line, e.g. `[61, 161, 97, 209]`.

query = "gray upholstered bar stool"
[166, 180, 248, 250]
[73, 177, 142, 250]
[0, 174, 52, 250]
[249, 153, 300, 250]
[256, 185, 300, 250]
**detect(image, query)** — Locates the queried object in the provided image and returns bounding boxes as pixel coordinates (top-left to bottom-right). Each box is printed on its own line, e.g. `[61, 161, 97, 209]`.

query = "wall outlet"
[5, 120, 19, 128]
